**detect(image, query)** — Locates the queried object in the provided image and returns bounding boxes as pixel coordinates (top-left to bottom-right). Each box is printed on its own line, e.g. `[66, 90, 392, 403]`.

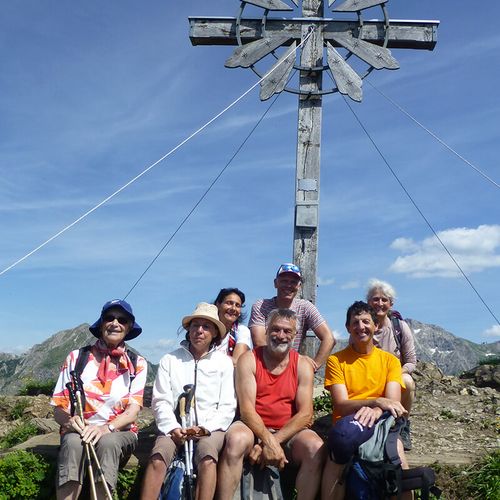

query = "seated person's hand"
[260, 436, 288, 470]
[248, 443, 263, 465]
[170, 427, 185, 446]
[354, 406, 383, 428]
[375, 397, 408, 419]
[61, 415, 85, 435]
[80, 423, 109, 446]
[184, 425, 211, 439]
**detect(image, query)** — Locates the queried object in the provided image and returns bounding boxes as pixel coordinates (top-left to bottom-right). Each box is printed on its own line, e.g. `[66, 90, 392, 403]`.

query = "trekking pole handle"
[179, 396, 186, 419]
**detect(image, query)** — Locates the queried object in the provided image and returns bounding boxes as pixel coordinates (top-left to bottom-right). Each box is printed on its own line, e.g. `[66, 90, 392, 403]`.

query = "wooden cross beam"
[189, 0, 438, 306]
[189, 17, 438, 50]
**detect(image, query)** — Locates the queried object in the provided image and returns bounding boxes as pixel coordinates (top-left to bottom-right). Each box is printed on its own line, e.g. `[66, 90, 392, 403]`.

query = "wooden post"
[189, 3, 438, 316]
[294, 0, 323, 305]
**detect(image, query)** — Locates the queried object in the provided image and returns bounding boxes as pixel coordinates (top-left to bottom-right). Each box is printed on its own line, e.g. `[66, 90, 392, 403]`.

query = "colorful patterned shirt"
[51, 345, 147, 433]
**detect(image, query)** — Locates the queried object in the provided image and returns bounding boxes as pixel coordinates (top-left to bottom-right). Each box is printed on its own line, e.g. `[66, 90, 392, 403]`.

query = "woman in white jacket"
[140, 303, 236, 500]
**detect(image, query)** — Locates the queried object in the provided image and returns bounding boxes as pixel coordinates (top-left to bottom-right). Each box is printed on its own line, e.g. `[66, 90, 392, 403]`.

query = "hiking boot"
[400, 419, 412, 451]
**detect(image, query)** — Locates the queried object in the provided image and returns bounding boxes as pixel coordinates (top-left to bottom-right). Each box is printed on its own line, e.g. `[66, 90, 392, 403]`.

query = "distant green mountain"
[0, 324, 157, 395]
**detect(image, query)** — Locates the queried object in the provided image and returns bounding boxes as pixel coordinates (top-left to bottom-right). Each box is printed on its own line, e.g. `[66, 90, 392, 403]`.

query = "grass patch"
[18, 379, 56, 396]
[9, 399, 31, 420]
[0, 421, 39, 450]
[313, 390, 332, 414]
[0, 450, 55, 499]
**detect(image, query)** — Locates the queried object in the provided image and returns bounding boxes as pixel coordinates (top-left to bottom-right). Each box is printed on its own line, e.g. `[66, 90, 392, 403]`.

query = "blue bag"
[160, 458, 186, 500]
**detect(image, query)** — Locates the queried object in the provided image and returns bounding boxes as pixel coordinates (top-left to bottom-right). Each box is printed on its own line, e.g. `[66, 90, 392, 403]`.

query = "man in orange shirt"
[321, 301, 409, 499]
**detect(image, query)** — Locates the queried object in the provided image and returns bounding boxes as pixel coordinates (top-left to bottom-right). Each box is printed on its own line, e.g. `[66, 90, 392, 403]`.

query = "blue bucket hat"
[89, 299, 142, 341]
[327, 414, 375, 464]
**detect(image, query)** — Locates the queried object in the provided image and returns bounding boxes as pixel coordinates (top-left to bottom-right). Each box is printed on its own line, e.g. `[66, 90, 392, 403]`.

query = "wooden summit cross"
[190, 0, 438, 304]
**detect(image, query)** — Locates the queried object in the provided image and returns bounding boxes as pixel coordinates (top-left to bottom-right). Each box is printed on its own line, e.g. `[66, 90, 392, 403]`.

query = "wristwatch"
[107, 423, 117, 433]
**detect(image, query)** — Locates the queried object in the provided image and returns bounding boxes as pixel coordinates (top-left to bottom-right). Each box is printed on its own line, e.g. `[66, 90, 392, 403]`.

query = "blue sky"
[1, 1, 498, 363]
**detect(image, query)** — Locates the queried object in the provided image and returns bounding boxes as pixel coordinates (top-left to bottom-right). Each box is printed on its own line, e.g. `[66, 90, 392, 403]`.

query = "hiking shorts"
[151, 431, 226, 466]
[57, 430, 137, 489]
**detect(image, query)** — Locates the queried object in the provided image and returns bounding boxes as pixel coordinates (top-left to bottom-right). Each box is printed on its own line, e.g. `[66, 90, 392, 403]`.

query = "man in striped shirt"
[249, 263, 335, 371]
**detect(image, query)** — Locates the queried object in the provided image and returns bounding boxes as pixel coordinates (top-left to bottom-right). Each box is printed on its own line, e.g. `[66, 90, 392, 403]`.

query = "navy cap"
[276, 263, 302, 280]
[327, 414, 375, 464]
[89, 299, 142, 341]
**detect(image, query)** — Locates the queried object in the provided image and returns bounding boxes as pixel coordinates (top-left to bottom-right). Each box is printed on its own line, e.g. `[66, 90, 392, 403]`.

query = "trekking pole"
[66, 381, 98, 500]
[69, 372, 114, 500]
[183, 384, 196, 500]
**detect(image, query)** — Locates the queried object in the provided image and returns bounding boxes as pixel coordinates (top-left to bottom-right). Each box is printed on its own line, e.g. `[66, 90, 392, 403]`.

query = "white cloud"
[389, 225, 500, 278]
[340, 280, 360, 290]
[483, 325, 500, 338]
[318, 276, 335, 286]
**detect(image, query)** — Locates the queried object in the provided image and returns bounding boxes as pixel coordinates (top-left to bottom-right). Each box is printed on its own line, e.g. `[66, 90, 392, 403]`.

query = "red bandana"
[95, 339, 134, 384]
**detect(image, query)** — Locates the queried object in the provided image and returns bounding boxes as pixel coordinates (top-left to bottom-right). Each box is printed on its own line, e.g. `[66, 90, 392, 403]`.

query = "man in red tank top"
[217, 309, 326, 500]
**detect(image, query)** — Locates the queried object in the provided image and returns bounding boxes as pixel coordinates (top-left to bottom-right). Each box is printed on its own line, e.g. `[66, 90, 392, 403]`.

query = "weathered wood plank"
[326, 43, 362, 101]
[294, 0, 323, 304]
[330, 32, 399, 69]
[245, 0, 293, 11]
[332, 0, 387, 12]
[225, 35, 291, 68]
[260, 41, 297, 100]
[189, 18, 439, 50]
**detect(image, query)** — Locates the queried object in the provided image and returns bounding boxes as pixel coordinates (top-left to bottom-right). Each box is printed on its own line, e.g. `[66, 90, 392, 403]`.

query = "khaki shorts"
[57, 431, 137, 489]
[151, 431, 226, 466]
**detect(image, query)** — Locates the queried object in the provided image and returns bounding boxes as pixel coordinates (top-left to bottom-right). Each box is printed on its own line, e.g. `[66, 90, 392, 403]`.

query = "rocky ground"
[0, 361, 498, 498]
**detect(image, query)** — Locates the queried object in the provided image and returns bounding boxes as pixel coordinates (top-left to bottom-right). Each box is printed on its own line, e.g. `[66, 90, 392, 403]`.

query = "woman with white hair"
[366, 279, 416, 450]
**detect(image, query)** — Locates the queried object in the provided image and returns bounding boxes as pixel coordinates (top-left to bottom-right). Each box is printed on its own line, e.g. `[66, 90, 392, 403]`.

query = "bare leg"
[140, 454, 168, 500]
[196, 457, 217, 500]
[290, 429, 326, 500]
[56, 481, 83, 500]
[321, 459, 345, 500]
[216, 422, 254, 500]
[401, 373, 415, 414]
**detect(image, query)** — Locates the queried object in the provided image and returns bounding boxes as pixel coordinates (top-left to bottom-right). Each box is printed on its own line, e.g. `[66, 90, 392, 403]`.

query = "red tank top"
[254, 347, 299, 429]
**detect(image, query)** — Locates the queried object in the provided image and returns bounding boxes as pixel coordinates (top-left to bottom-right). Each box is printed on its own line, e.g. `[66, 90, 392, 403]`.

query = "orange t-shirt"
[324, 345, 404, 422]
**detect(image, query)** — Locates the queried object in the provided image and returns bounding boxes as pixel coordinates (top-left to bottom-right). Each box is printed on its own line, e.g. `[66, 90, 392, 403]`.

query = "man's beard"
[268, 337, 292, 354]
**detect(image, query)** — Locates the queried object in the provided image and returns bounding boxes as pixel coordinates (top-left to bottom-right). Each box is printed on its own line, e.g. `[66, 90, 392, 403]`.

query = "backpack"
[70, 344, 138, 412]
[342, 414, 441, 500]
[160, 457, 188, 500]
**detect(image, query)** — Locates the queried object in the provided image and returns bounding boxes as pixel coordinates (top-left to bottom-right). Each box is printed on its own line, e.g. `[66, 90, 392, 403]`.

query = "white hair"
[366, 279, 396, 303]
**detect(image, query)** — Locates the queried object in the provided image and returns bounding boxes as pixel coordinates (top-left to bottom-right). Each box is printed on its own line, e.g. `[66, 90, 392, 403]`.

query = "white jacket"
[152, 341, 236, 435]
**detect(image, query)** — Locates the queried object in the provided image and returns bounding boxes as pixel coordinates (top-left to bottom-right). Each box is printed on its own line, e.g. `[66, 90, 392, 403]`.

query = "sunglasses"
[102, 314, 130, 325]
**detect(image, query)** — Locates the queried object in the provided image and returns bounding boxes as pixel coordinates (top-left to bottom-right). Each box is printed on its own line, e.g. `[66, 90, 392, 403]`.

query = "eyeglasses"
[102, 314, 130, 325]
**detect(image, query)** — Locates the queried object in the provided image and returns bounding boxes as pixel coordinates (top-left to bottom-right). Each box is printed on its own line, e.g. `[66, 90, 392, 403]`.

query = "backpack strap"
[126, 348, 138, 382]
[70, 345, 93, 413]
[389, 311, 403, 354]
[384, 417, 405, 466]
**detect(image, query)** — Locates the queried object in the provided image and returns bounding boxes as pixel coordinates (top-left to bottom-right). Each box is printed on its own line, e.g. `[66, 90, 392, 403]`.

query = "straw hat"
[182, 302, 226, 338]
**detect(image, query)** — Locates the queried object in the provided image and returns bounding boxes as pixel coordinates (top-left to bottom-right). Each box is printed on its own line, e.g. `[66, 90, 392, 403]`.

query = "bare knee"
[147, 454, 168, 474]
[224, 426, 253, 459]
[292, 431, 326, 466]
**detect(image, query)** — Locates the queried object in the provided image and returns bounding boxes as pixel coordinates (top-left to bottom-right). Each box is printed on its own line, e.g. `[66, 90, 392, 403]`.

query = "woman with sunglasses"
[51, 299, 147, 500]
[214, 287, 253, 366]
